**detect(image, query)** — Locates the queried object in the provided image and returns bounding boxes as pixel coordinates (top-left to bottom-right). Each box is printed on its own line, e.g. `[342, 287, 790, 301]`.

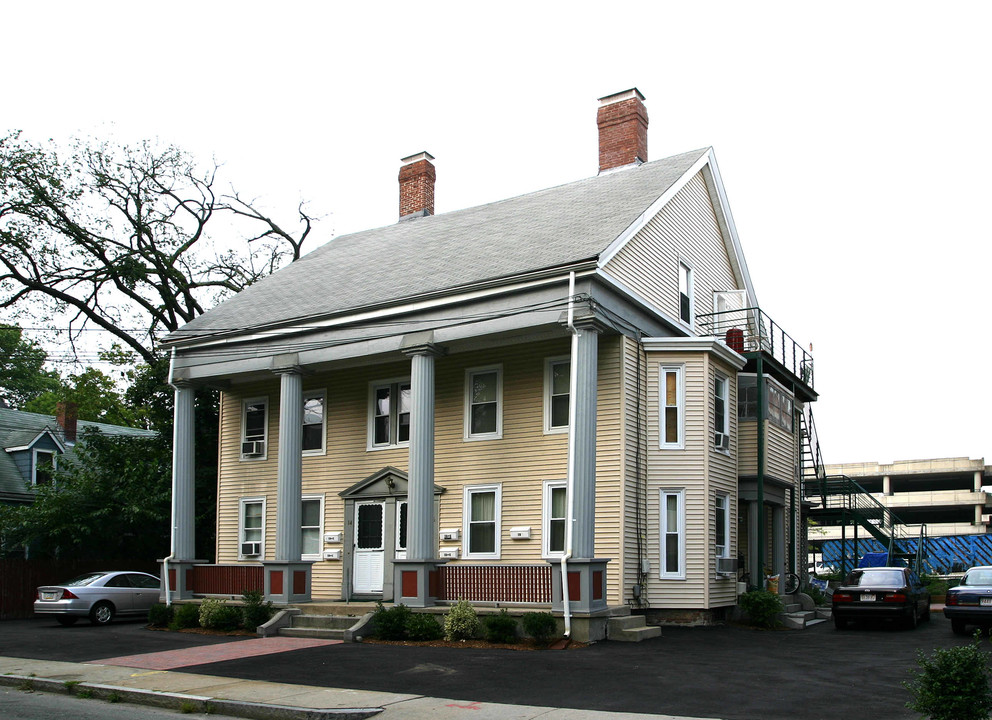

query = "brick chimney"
[597, 88, 648, 173]
[398, 152, 436, 220]
[56, 401, 78, 443]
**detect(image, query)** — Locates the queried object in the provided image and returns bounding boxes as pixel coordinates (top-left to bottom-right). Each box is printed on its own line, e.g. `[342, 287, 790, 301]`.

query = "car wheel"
[56, 616, 79, 626]
[905, 607, 919, 630]
[89, 601, 115, 626]
[833, 615, 847, 630]
[952, 619, 969, 636]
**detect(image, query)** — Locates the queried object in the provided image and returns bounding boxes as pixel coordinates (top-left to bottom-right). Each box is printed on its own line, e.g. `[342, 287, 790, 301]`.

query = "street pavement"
[0, 614, 970, 720]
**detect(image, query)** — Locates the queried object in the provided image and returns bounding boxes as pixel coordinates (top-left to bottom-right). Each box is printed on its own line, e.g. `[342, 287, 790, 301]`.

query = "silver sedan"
[34, 571, 161, 626]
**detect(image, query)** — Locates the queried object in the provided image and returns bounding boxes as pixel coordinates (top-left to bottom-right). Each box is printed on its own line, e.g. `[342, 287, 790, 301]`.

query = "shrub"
[802, 583, 828, 606]
[199, 598, 242, 631]
[483, 609, 518, 644]
[905, 636, 992, 720]
[738, 590, 784, 628]
[443, 599, 481, 641]
[522, 611, 558, 645]
[372, 602, 412, 640]
[148, 603, 173, 628]
[168, 603, 201, 631]
[406, 613, 444, 641]
[241, 589, 274, 630]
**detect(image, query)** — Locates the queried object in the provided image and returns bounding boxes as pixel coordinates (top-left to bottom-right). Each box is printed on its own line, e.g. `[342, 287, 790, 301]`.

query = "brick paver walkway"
[87, 636, 341, 670]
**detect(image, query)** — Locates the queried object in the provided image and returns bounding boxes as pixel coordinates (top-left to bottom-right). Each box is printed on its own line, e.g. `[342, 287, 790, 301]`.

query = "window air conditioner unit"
[716, 557, 738, 575]
[714, 432, 729, 451]
[242, 440, 265, 456]
[241, 541, 261, 556]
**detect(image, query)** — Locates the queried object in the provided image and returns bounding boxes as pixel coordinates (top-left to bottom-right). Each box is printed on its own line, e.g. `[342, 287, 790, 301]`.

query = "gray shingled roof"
[0, 408, 156, 501]
[168, 149, 708, 343]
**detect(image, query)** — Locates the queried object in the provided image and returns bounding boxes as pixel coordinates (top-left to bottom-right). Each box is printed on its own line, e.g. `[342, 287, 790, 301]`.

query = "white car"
[34, 571, 161, 626]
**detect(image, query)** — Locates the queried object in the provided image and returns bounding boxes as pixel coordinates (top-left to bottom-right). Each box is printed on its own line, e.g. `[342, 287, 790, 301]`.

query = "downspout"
[162, 347, 179, 607]
[561, 272, 579, 639]
[756, 355, 765, 589]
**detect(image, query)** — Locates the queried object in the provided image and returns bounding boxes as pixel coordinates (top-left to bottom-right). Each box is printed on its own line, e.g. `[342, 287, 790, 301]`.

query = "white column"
[275, 369, 303, 562]
[571, 323, 601, 560]
[976, 471, 984, 492]
[171, 383, 196, 560]
[406, 346, 441, 561]
[883, 475, 892, 496]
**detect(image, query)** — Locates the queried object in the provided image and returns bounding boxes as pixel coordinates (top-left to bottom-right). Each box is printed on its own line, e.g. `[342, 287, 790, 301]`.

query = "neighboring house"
[811, 457, 991, 573]
[0, 403, 155, 506]
[161, 89, 818, 627]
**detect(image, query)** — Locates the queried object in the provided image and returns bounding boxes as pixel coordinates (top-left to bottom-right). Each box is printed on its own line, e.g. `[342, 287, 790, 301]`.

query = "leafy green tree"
[22, 366, 135, 426]
[0, 324, 59, 408]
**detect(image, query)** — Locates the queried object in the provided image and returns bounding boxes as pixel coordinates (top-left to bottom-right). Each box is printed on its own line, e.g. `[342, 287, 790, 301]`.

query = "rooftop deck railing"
[696, 306, 814, 391]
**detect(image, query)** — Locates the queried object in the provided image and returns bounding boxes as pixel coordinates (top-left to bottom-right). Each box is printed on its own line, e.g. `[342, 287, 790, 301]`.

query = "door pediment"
[339, 466, 445, 499]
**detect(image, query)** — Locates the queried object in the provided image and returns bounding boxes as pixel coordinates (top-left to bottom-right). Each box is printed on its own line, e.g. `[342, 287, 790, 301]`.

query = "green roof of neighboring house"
[0, 407, 156, 503]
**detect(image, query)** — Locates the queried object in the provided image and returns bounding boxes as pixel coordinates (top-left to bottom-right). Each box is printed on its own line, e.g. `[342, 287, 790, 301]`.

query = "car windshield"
[851, 569, 904, 586]
[963, 570, 992, 586]
[61, 572, 106, 587]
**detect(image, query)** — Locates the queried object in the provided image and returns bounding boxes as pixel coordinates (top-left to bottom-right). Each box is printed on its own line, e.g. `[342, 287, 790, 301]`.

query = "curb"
[0, 673, 382, 720]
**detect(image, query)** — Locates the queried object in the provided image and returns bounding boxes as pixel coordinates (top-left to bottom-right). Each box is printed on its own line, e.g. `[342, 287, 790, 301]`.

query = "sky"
[4, 1, 990, 466]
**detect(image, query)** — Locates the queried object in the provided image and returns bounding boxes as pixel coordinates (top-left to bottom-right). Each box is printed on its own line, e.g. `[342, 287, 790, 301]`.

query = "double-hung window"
[543, 481, 567, 557]
[33, 449, 56, 485]
[678, 260, 694, 325]
[544, 357, 570, 433]
[369, 379, 411, 449]
[241, 398, 268, 459]
[465, 366, 502, 440]
[300, 495, 323, 560]
[302, 390, 326, 455]
[715, 494, 729, 560]
[464, 484, 501, 559]
[660, 365, 684, 449]
[714, 375, 730, 452]
[239, 497, 265, 558]
[660, 489, 685, 579]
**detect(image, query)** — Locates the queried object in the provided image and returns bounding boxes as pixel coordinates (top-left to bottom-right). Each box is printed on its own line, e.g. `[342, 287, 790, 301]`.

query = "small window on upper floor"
[33, 449, 56, 486]
[660, 365, 684, 450]
[737, 375, 794, 434]
[241, 397, 268, 460]
[714, 375, 730, 452]
[679, 260, 694, 325]
[302, 390, 326, 455]
[544, 357, 570, 433]
[369, 379, 411, 449]
[465, 366, 502, 440]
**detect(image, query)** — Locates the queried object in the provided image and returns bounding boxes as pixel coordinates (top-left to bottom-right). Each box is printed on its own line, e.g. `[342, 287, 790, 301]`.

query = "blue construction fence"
[818, 533, 992, 575]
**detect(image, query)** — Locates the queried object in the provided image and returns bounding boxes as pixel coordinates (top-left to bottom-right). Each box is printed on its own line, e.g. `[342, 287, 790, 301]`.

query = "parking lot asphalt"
[0, 615, 975, 720]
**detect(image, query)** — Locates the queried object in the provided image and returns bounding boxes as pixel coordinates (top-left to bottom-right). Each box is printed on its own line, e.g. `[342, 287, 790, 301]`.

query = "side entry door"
[353, 500, 385, 594]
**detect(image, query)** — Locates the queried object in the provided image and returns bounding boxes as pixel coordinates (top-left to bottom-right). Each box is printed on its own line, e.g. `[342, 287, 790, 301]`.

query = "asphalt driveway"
[0, 615, 973, 720]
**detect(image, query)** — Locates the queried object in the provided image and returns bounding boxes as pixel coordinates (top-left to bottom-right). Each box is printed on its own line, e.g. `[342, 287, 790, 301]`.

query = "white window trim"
[464, 365, 503, 441]
[302, 389, 327, 457]
[715, 493, 730, 561]
[300, 494, 324, 561]
[31, 448, 57, 486]
[239, 496, 266, 560]
[659, 365, 685, 450]
[660, 488, 686, 580]
[678, 258, 694, 327]
[367, 377, 411, 451]
[543, 356, 570, 435]
[714, 374, 730, 454]
[240, 396, 268, 461]
[463, 483, 502, 559]
[542, 480, 567, 558]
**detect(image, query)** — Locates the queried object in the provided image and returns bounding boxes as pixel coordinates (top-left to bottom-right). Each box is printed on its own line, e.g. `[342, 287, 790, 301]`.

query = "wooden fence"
[0, 558, 160, 620]
[438, 564, 552, 603]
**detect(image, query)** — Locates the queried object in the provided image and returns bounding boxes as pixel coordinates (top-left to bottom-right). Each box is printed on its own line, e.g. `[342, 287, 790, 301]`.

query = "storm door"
[353, 500, 385, 594]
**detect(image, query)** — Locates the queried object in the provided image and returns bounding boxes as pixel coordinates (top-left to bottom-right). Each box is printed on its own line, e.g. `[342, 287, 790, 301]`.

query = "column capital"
[270, 353, 307, 375]
[401, 331, 447, 358]
[560, 312, 611, 335]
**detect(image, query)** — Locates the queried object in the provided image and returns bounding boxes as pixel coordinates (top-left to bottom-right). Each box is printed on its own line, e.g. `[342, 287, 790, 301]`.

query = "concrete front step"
[291, 614, 360, 630]
[280, 626, 347, 640]
[779, 606, 832, 630]
[607, 614, 662, 642]
[277, 610, 375, 641]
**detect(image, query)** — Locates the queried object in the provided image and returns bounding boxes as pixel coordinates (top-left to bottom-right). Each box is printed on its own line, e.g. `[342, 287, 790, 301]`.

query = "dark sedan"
[944, 565, 992, 635]
[831, 566, 930, 629]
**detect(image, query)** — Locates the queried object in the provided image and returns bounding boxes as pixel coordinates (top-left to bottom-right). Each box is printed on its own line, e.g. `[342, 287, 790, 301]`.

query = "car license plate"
[41, 592, 57, 601]
[981, 598, 992, 607]
[861, 594, 876, 602]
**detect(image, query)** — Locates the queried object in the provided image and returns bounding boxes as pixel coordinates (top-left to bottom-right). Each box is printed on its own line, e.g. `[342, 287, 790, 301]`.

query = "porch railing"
[437, 564, 552, 603]
[187, 564, 263, 595]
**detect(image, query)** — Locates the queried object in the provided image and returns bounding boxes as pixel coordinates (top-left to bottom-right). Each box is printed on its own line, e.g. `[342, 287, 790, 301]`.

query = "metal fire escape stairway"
[801, 406, 927, 573]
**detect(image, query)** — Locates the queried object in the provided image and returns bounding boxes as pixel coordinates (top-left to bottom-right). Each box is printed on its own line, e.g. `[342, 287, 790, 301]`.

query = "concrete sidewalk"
[0, 655, 717, 720]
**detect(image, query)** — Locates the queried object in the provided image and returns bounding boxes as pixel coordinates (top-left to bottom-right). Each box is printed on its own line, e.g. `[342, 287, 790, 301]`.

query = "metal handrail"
[697, 306, 814, 390]
[805, 475, 913, 556]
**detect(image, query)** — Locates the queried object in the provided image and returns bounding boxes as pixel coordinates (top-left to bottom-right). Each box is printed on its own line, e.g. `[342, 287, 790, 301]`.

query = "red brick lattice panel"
[188, 564, 263, 595]
[438, 565, 552, 603]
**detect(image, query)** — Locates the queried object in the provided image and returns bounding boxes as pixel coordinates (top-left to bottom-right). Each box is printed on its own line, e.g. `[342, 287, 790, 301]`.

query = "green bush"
[483, 609, 518, 644]
[443, 599, 481, 641]
[521, 611, 558, 645]
[372, 602, 412, 640]
[406, 613, 443, 641]
[168, 603, 201, 631]
[199, 598, 241, 631]
[148, 603, 173, 627]
[241, 589, 274, 630]
[905, 636, 992, 720]
[738, 590, 784, 628]
[802, 583, 828, 606]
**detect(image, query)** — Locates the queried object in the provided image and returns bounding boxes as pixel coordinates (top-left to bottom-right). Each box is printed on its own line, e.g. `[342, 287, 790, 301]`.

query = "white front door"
[353, 501, 385, 594]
